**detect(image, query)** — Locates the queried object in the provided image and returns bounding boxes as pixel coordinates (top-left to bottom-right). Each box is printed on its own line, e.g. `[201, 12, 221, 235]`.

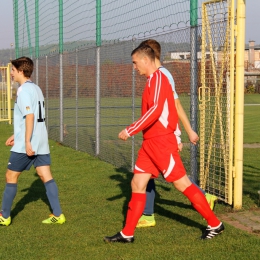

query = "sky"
[0, 0, 259, 50]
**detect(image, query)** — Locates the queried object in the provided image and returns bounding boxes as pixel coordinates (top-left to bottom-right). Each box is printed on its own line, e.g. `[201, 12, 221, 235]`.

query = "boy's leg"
[182, 182, 224, 239]
[182, 182, 220, 227]
[104, 173, 151, 242]
[189, 178, 218, 210]
[174, 175, 220, 226]
[0, 152, 38, 226]
[122, 173, 151, 235]
[136, 178, 156, 228]
[143, 178, 155, 214]
[36, 165, 65, 224]
[173, 175, 224, 238]
[1, 183, 17, 219]
[0, 168, 21, 226]
[44, 179, 62, 217]
[122, 192, 146, 235]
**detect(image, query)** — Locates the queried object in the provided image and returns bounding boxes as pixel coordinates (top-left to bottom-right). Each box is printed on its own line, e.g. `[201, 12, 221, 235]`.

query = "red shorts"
[133, 134, 186, 182]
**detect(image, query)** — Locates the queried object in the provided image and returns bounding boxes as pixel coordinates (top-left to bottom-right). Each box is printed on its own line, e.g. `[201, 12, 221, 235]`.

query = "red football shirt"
[126, 69, 178, 139]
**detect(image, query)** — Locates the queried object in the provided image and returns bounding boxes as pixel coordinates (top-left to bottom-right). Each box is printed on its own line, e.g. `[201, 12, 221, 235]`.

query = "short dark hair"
[11, 56, 34, 78]
[139, 39, 161, 60]
[131, 44, 155, 61]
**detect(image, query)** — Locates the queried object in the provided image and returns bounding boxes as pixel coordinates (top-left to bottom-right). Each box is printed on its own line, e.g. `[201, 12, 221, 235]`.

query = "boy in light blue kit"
[0, 56, 65, 226]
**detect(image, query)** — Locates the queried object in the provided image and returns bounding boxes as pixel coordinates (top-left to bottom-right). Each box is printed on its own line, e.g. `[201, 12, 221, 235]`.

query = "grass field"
[0, 94, 259, 259]
[0, 92, 260, 259]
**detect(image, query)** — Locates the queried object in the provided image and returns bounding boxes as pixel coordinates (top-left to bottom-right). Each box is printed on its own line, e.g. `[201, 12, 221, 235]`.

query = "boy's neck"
[18, 77, 31, 86]
[155, 58, 162, 68]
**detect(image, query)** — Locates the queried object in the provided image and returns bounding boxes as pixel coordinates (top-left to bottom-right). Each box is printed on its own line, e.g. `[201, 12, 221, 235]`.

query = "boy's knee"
[5, 170, 20, 183]
[173, 175, 192, 192]
[131, 179, 146, 193]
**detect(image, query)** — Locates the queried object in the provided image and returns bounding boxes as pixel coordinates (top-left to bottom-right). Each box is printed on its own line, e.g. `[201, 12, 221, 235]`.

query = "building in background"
[244, 40, 260, 93]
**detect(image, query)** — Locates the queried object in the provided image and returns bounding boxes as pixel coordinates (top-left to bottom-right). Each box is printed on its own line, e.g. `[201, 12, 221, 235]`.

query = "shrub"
[245, 84, 256, 94]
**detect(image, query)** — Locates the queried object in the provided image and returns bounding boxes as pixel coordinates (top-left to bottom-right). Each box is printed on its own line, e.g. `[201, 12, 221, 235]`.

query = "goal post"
[234, 0, 245, 210]
[0, 63, 12, 124]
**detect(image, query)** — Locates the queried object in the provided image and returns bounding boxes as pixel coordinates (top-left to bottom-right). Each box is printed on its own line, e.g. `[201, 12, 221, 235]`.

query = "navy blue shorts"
[7, 152, 51, 172]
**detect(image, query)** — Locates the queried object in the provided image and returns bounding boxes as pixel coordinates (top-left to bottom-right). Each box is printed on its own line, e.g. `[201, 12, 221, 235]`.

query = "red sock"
[183, 184, 220, 227]
[122, 193, 146, 236]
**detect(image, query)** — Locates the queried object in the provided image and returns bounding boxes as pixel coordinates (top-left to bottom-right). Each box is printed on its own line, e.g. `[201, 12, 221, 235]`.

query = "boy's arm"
[25, 113, 35, 156]
[174, 98, 199, 145]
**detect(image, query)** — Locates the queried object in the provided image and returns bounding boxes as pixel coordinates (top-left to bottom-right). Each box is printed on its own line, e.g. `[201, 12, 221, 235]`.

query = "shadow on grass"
[243, 163, 260, 205]
[11, 173, 51, 220]
[244, 163, 260, 172]
[106, 167, 204, 231]
[106, 167, 132, 218]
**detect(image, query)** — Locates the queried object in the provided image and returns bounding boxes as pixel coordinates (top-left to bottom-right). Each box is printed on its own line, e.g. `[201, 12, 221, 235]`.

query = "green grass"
[0, 122, 260, 260]
[244, 105, 260, 143]
[244, 94, 260, 143]
[243, 148, 260, 205]
[244, 94, 260, 104]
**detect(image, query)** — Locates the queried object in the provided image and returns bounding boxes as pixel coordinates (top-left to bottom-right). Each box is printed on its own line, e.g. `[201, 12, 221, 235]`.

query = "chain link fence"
[15, 0, 205, 57]
[30, 30, 193, 172]
[199, 0, 234, 203]
[9, 0, 243, 205]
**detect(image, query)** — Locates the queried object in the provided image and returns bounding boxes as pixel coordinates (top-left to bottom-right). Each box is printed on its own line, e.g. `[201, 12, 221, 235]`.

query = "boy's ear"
[143, 55, 148, 64]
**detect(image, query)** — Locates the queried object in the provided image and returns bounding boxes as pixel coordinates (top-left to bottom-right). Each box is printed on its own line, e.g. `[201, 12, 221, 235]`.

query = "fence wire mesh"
[12, 1, 236, 202]
[16, 0, 205, 57]
[199, 0, 234, 203]
[31, 29, 193, 172]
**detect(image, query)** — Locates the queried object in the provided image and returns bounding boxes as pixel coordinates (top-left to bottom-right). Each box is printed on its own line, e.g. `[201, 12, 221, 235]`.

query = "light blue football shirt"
[11, 81, 50, 155]
[159, 66, 179, 100]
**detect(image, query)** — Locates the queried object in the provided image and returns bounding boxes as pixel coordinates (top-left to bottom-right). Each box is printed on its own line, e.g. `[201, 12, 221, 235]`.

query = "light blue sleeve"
[17, 86, 34, 116]
[159, 67, 179, 99]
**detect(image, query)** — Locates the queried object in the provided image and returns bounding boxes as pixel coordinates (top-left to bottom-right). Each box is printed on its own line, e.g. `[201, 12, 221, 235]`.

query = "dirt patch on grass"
[243, 143, 260, 148]
[219, 209, 260, 236]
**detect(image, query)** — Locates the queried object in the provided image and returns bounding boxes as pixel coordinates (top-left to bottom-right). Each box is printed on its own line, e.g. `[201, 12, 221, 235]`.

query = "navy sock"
[190, 179, 205, 195]
[143, 179, 155, 215]
[44, 179, 62, 216]
[1, 183, 17, 218]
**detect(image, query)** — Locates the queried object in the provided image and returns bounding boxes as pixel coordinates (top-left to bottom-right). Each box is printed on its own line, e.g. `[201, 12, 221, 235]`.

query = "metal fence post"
[95, 0, 101, 156]
[76, 49, 79, 150]
[23, 0, 32, 57]
[131, 38, 136, 171]
[190, 0, 198, 183]
[35, 0, 39, 59]
[46, 55, 49, 130]
[14, 0, 19, 58]
[60, 54, 63, 143]
[59, 0, 64, 143]
[96, 47, 100, 156]
[35, 58, 39, 85]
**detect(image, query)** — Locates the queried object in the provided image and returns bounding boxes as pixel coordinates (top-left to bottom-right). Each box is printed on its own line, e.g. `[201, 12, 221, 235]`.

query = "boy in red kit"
[104, 45, 224, 243]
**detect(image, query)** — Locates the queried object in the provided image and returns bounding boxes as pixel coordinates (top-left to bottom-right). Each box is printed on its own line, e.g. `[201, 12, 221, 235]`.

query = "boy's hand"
[189, 130, 199, 145]
[178, 143, 183, 152]
[6, 135, 14, 146]
[118, 129, 129, 141]
[25, 141, 35, 156]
